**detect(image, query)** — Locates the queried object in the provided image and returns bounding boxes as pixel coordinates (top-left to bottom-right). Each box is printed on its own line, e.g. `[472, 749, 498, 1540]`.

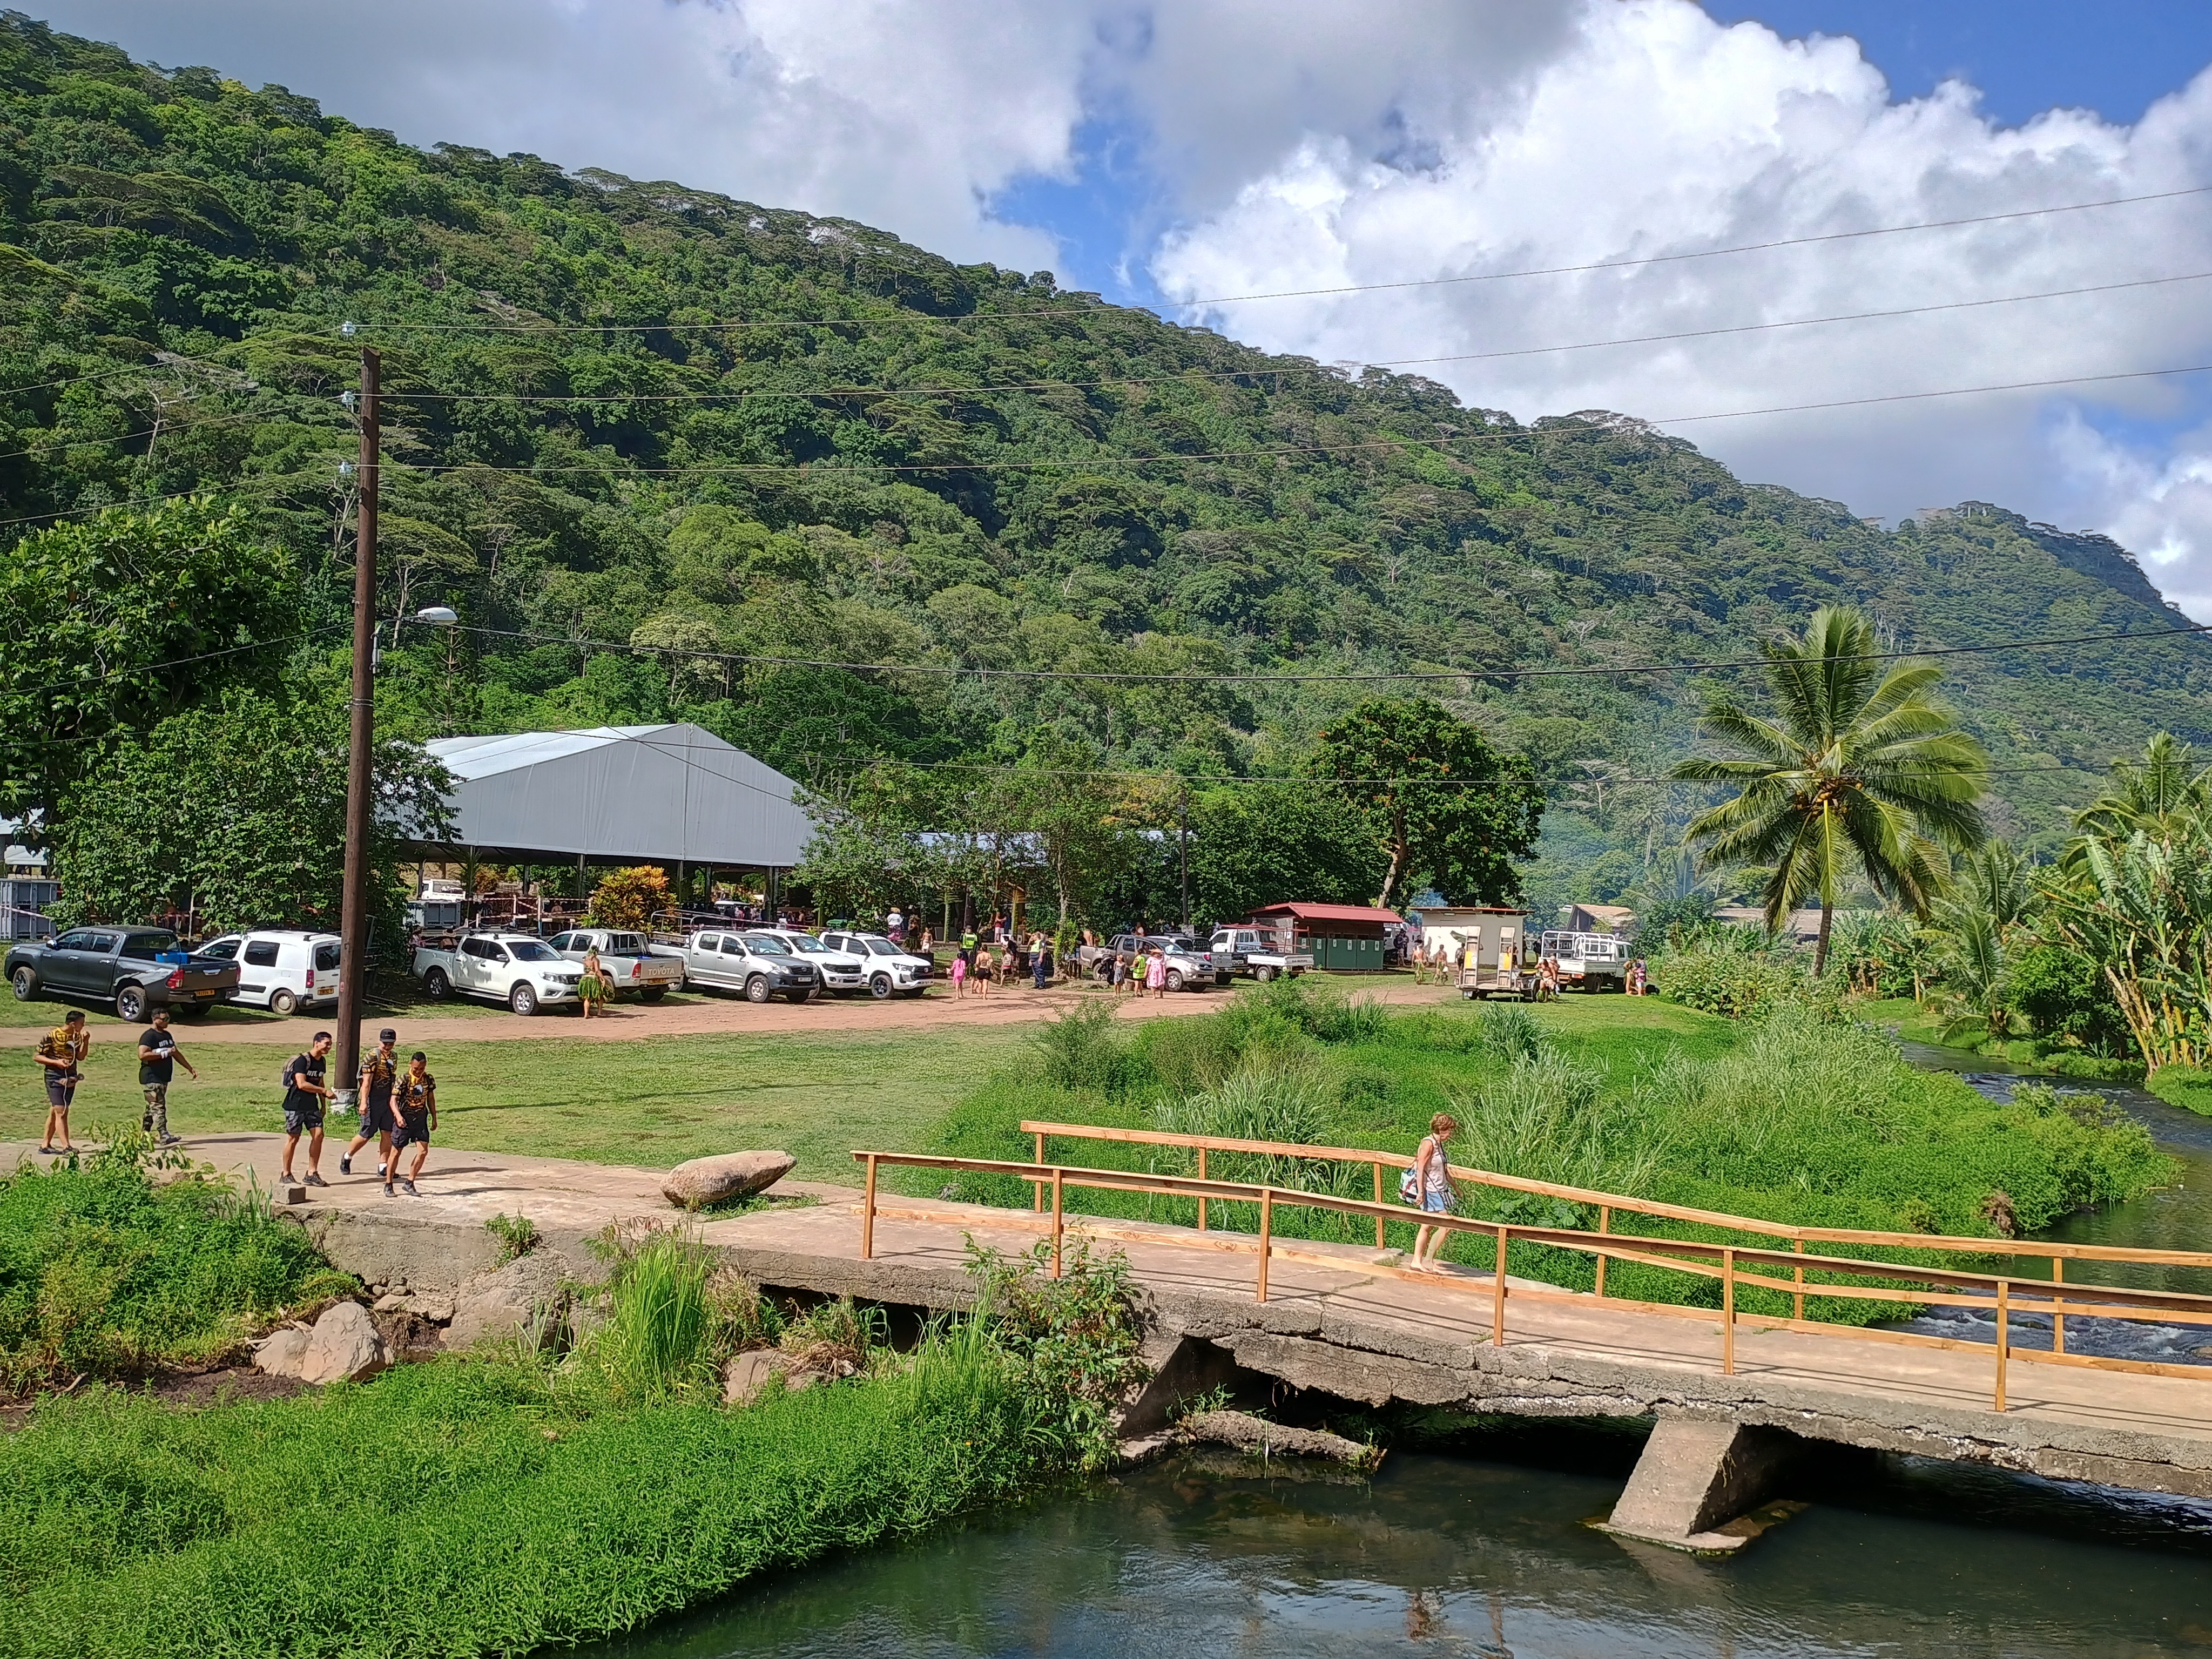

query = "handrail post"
[2052, 1257, 2065, 1356]
[1994, 1278, 2009, 1412]
[1257, 1187, 1273, 1303]
[1792, 1238, 1805, 1322]
[1492, 1225, 1508, 1346]
[1722, 1246, 1736, 1375]
[1197, 1147, 1208, 1232]
[861, 1152, 878, 1261]
[1595, 1205, 1610, 1299]
[1034, 1132, 1047, 1213]
[1050, 1168, 1065, 1279]
[1373, 1161, 1386, 1249]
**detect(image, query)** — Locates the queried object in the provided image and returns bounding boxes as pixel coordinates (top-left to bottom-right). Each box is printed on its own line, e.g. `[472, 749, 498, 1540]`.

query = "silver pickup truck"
[652, 930, 822, 1003]
[545, 928, 684, 1002]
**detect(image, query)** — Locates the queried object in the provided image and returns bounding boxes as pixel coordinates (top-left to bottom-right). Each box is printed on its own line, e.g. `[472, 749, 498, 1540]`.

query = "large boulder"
[297, 1301, 391, 1385]
[253, 1325, 312, 1379]
[663, 1151, 795, 1210]
[446, 1252, 569, 1352]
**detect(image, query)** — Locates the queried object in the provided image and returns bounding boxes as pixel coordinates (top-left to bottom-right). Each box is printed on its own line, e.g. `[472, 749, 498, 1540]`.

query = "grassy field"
[1, 1022, 1021, 1180]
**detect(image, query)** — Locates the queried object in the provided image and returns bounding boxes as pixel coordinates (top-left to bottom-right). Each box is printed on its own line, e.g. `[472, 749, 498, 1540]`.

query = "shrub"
[1031, 1002, 1142, 1095]
[1649, 928, 1808, 1018]
[964, 1239, 1143, 1470]
[585, 864, 672, 930]
[1478, 1000, 1545, 1063]
[484, 1212, 540, 1262]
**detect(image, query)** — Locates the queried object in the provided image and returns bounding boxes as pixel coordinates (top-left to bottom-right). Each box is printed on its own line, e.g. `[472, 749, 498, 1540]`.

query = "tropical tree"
[1670, 606, 1988, 975]
[2064, 732, 2212, 862]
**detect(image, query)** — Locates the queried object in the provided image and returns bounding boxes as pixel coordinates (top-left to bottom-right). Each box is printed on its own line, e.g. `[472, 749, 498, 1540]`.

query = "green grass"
[2, 1026, 1020, 1180]
[2148, 1066, 2212, 1117]
[919, 983, 2176, 1323]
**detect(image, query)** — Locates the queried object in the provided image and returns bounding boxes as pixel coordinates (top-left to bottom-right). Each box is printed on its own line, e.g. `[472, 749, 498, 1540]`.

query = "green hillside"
[5, 15, 2208, 912]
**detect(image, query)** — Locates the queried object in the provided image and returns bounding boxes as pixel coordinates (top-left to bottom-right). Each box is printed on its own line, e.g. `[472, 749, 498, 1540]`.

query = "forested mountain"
[6, 14, 2210, 916]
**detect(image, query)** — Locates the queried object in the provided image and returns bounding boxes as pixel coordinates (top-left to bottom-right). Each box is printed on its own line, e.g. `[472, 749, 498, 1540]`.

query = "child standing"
[949, 950, 968, 997]
[974, 946, 993, 997]
[1145, 947, 1166, 1000]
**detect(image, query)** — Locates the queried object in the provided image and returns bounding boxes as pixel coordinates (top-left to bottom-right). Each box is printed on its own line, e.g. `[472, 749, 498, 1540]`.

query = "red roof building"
[1245, 901, 1405, 971]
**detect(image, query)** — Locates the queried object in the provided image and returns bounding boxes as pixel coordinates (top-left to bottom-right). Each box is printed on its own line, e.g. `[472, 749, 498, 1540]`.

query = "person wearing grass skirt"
[577, 946, 608, 1018]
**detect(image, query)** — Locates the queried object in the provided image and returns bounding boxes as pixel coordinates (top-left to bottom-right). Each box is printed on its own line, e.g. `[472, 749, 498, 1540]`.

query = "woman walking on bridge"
[1400, 1113, 1461, 1271]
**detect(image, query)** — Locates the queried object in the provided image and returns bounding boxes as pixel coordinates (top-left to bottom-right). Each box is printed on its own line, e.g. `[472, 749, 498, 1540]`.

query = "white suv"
[197, 929, 343, 1015]
[818, 930, 934, 998]
[752, 928, 871, 995]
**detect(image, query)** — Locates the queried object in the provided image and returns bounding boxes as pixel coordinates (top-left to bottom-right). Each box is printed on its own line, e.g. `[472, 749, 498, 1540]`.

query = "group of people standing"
[945, 919, 1056, 996]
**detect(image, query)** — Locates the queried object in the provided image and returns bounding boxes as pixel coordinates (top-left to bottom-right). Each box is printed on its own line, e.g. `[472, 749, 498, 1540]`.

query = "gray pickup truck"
[5, 926, 242, 1021]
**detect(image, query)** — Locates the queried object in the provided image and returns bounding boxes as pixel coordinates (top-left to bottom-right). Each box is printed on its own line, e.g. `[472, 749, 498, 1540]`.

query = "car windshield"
[785, 935, 838, 954]
[861, 938, 900, 956]
[506, 940, 561, 963]
[743, 934, 792, 955]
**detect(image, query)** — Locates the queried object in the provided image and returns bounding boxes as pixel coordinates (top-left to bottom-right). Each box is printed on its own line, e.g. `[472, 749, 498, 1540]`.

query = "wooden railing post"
[861, 1152, 878, 1261]
[1722, 1246, 1736, 1375]
[1492, 1226, 1508, 1346]
[1048, 1167, 1066, 1278]
[2052, 1257, 2066, 1356]
[1197, 1147, 1208, 1232]
[1994, 1278, 2009, 1412]
[1792, 1237, 1805, 1322]
[1594, 1205, 1610, 1299]
[1034, 1131, 1047, 1213]
[1257, 1188, 1273, 1303]
[1374, 1161, 1386, 1249]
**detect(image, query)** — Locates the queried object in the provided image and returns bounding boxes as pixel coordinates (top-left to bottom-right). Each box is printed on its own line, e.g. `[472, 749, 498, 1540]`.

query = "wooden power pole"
[332, 347, 378, 1108]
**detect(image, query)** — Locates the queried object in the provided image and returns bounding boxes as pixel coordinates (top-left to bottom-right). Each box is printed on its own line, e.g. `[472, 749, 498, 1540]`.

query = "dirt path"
[165, 977, 1462, 1046]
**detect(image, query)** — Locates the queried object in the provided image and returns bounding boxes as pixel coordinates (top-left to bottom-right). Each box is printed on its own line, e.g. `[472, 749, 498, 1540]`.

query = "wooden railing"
[843, 1124, 2212, 1414]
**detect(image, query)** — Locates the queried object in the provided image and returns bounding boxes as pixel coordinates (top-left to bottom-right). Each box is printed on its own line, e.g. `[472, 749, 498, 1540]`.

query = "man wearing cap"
[339, 1028, 399, 1180]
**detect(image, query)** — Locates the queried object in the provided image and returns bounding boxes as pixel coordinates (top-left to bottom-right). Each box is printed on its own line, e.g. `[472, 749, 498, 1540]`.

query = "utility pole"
[332, 347, 378, 1112]
[1179, 786, 1190, 932]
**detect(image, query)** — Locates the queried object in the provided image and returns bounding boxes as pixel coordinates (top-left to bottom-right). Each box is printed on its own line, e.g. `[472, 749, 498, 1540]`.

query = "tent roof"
[1250, 902, 1405, 925]
[419, 724, 811, 868]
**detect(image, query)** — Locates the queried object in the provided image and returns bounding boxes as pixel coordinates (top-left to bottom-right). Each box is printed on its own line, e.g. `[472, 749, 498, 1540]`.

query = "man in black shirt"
[281, 1031, 334, 1187]
[136, 1008, 197, 1145]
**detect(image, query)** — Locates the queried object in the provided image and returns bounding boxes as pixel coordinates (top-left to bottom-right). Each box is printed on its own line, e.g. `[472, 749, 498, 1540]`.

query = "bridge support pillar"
[1112, 1336, 1243, 1440]
[1599, 1416, 1803, 1554]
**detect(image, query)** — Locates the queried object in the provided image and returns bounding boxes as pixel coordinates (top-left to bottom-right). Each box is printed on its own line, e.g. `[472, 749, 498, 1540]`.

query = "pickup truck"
[413, 932, 583, 1015]
[818, 929, 934, 998]
[1208, 926, 1315, 983]
[1100, 933, 1221, 992]
[5, 926, 241, 1021]
[1538, 929, 1628, 992]
[653, 930, 822, 1003]
[544, 927, 683, 1002]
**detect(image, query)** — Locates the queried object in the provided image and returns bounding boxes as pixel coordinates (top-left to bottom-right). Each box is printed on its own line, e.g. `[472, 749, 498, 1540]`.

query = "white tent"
[420, 724, 812, 869]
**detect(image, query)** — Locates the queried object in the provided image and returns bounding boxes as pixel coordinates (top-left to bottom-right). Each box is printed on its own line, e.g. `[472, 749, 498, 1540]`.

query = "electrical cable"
[345, 183, 2212, 335]
[0, 470, 343, 532]
[4, 621, 347, 700]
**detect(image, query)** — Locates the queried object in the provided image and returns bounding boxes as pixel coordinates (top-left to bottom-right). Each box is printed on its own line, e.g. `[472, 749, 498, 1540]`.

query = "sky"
[30, 1, 2212, 615]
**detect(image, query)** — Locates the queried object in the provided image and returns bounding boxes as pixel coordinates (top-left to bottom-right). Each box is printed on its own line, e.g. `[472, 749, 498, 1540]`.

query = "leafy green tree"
[1671, 606, 1988, 975]
[48, 689, 451, 944]
[2065, 733, 2212, 862]
[0, 501, 298, 834]
[586, 865, 672, 930]
[1309, 697, 1543, 909]
[1188, 783, 1385, 922]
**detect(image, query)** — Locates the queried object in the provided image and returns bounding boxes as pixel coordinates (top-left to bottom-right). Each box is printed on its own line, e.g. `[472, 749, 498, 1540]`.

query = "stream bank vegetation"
[921, 977, 2173, 1323]
[0, 1157, 1142, 1658]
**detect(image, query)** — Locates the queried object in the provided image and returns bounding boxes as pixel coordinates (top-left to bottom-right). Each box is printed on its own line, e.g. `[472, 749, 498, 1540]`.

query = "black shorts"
[284, 1102, 324, 1135]
[392, 1118, 430, 1151]
[45, 1073, 76, 1108]
[360, 1093, 394, 1134]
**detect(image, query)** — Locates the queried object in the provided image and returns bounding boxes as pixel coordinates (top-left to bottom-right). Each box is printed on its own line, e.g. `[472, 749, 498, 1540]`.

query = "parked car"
[748, 928, 871, 995]
[1105, 933, 1220, 992]
[544, 927, 683, 1002]
[196, 929, 342, 1015]
[1206, 926, 1315, 983]
[1539, 929, 1628, 992]
[656, 930, 822, 1003]
[5, 927, 241, 1021]
[817, 930, 934, 998]
[412, 932, 583, 1015]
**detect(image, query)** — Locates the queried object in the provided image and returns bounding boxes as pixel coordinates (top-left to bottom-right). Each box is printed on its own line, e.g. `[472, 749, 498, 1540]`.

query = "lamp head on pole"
[413, 606, 460, 626]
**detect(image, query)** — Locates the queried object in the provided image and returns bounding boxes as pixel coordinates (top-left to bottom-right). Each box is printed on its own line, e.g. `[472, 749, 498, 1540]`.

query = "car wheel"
[423, 969, 451, 1001]
[116, 984, 146, 1023]
[869, 973, 893, 999]
[9, 966, 36, 1001]
[1165, 971, 1183, 993]
[745, 975, 772, 1004]
[509, 982, 538, 1016]
[1255, 966, 1276, 982]
[269, 988, 299, 1015]
[641, 987, 667, 1003]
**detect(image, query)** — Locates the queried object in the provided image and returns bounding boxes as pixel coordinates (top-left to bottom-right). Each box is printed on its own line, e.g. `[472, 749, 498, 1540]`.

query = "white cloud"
[34, 0, 2212, 611]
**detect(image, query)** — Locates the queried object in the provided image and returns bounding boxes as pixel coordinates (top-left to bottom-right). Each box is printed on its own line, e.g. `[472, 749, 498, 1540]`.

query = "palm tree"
[1670, 605, 1988, 976]
[2063, 732, 2212, 865]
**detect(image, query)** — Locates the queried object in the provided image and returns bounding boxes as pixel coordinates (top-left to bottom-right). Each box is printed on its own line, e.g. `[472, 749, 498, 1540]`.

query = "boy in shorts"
[339, 1028, 399, 1179]
[33, 1009, 89, 1155]
[281, 1031, 334, 1186]
[387, 1051, 436, 1197]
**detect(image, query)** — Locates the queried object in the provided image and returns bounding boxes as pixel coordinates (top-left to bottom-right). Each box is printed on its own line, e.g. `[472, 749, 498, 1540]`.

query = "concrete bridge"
[75, 1129, 2212, 1556]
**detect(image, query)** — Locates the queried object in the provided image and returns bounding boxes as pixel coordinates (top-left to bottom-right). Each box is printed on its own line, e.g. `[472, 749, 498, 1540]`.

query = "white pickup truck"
[545, 927, 684, 1002]
[1208, 926, 1316, 982]
[1539, 929, 1628, 992]
[413, 932, 584, 1016]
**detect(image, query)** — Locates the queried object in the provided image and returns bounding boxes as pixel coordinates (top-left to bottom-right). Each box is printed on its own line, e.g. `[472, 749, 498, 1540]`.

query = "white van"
[197, 929, 343, 1015]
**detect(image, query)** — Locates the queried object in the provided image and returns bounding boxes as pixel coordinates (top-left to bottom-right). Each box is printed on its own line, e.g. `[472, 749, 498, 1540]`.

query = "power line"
[449, 615, 2212, 687]
[346, 183, 2212, 336]
[0, 471, 341, 532]
[3, 622, 345, 702]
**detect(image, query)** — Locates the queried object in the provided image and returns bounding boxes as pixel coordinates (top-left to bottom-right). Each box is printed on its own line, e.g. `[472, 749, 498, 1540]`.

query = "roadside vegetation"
[920, 979, 2173, 1321]
[0, 1164, 1139, 1658]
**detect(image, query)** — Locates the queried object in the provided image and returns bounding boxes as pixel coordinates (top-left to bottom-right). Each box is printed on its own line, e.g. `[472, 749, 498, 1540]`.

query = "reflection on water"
[584, 1449, 2212, 1658]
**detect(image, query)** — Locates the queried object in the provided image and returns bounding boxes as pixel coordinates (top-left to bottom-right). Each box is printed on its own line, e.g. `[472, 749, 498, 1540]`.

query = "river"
[585, 1039, 2212, 1657]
